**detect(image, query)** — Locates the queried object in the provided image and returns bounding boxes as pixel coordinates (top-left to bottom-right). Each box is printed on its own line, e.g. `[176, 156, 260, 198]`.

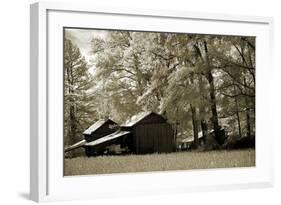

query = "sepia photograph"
[63, 28, 255, 176]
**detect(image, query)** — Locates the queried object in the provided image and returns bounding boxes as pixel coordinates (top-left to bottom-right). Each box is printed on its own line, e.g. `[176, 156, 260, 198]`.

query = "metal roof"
[121, 111, 154, 127]
[181, 129, 215, 143]
[65, 139, 86, 152]
[84, 130, 131, 147]
[182, 131, 205, 143]
[83, 119, 112, 135]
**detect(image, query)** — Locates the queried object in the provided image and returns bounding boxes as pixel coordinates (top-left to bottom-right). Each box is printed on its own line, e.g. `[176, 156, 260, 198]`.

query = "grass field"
[64, 149, 255, 176]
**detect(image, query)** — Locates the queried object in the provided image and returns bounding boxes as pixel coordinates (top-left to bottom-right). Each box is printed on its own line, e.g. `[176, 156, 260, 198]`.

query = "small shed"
[83, 119, 119, 156]
[180, 131, 206, 150]
[121, 111, 176, 154]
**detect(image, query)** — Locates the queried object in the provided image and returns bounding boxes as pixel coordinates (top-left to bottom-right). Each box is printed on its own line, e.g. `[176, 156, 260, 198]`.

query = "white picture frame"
[30, 1, 274, 202]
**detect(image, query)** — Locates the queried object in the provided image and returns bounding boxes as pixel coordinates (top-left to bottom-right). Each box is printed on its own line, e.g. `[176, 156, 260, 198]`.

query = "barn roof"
[182, 135, 204, 143]
[182, 130, 211, 143]
[84, 130, 131, 147]
[65, 139, 86, 152]
[121, 111, 155, 127]
[83, 119, 115, 135]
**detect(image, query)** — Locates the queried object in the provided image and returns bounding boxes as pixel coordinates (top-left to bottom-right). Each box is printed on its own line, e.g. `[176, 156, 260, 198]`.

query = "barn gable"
[83, 118, 119, 142]
[83, 119, 117, 135]
[121, 111, 166, 128]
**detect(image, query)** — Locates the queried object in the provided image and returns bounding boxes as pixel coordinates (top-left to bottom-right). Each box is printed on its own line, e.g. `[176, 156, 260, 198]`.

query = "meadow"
[64, 149, 255, 176]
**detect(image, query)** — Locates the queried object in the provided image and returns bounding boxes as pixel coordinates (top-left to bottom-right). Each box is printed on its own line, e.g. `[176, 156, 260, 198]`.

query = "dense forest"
[64, 30, 255, 151]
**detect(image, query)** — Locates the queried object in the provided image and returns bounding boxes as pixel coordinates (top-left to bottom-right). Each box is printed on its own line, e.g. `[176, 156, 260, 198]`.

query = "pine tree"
[64, 38, 95, 147]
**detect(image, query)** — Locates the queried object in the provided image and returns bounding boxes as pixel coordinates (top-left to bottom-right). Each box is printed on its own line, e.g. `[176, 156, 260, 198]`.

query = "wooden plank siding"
[134, 123, 175, 154]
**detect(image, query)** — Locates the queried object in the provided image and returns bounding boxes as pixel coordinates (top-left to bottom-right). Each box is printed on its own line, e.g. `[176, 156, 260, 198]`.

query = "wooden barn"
[65, 112, 176, 156]
[121, 111, 176, 154]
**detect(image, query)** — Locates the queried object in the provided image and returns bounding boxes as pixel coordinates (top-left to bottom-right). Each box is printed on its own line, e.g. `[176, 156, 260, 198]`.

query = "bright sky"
[65, 28, 107, 73]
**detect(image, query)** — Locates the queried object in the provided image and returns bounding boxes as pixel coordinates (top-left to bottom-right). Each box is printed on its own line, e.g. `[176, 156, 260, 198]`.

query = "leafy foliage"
[64, 39, 95, 146]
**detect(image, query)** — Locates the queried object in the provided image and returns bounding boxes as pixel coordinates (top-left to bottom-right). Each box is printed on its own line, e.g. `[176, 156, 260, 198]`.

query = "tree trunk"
[200, 120, 208, 142]
[243, 78, 251, 138]
[207, 71, 221, 144]
[246, 107, 251, 138]
[174, 122, 179, 151]
[69, 105, 77, 144]
[235, 97, 242, 138]
[234, 86, 242, 139]
[203, 41, 222, 145]
[190, 104, 199, 148]
[198, 75, 208, 142]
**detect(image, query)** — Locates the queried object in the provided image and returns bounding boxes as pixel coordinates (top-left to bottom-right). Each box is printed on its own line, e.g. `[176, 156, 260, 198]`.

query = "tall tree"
[64, 38, 94, 146]
[190, 37, 224, 145]
[213, 36, 255, 139]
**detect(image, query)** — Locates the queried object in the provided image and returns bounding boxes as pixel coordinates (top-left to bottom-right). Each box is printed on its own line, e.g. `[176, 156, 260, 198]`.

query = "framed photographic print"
[30, 2, 274, 202]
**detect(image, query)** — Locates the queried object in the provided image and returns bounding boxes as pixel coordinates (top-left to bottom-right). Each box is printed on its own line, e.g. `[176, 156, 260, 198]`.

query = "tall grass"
[64, 149, 255, 176]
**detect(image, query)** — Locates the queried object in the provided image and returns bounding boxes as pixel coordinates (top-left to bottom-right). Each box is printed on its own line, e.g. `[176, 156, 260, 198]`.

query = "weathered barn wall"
[133, 123, 175, 154]
[123, 113, 175, 154]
